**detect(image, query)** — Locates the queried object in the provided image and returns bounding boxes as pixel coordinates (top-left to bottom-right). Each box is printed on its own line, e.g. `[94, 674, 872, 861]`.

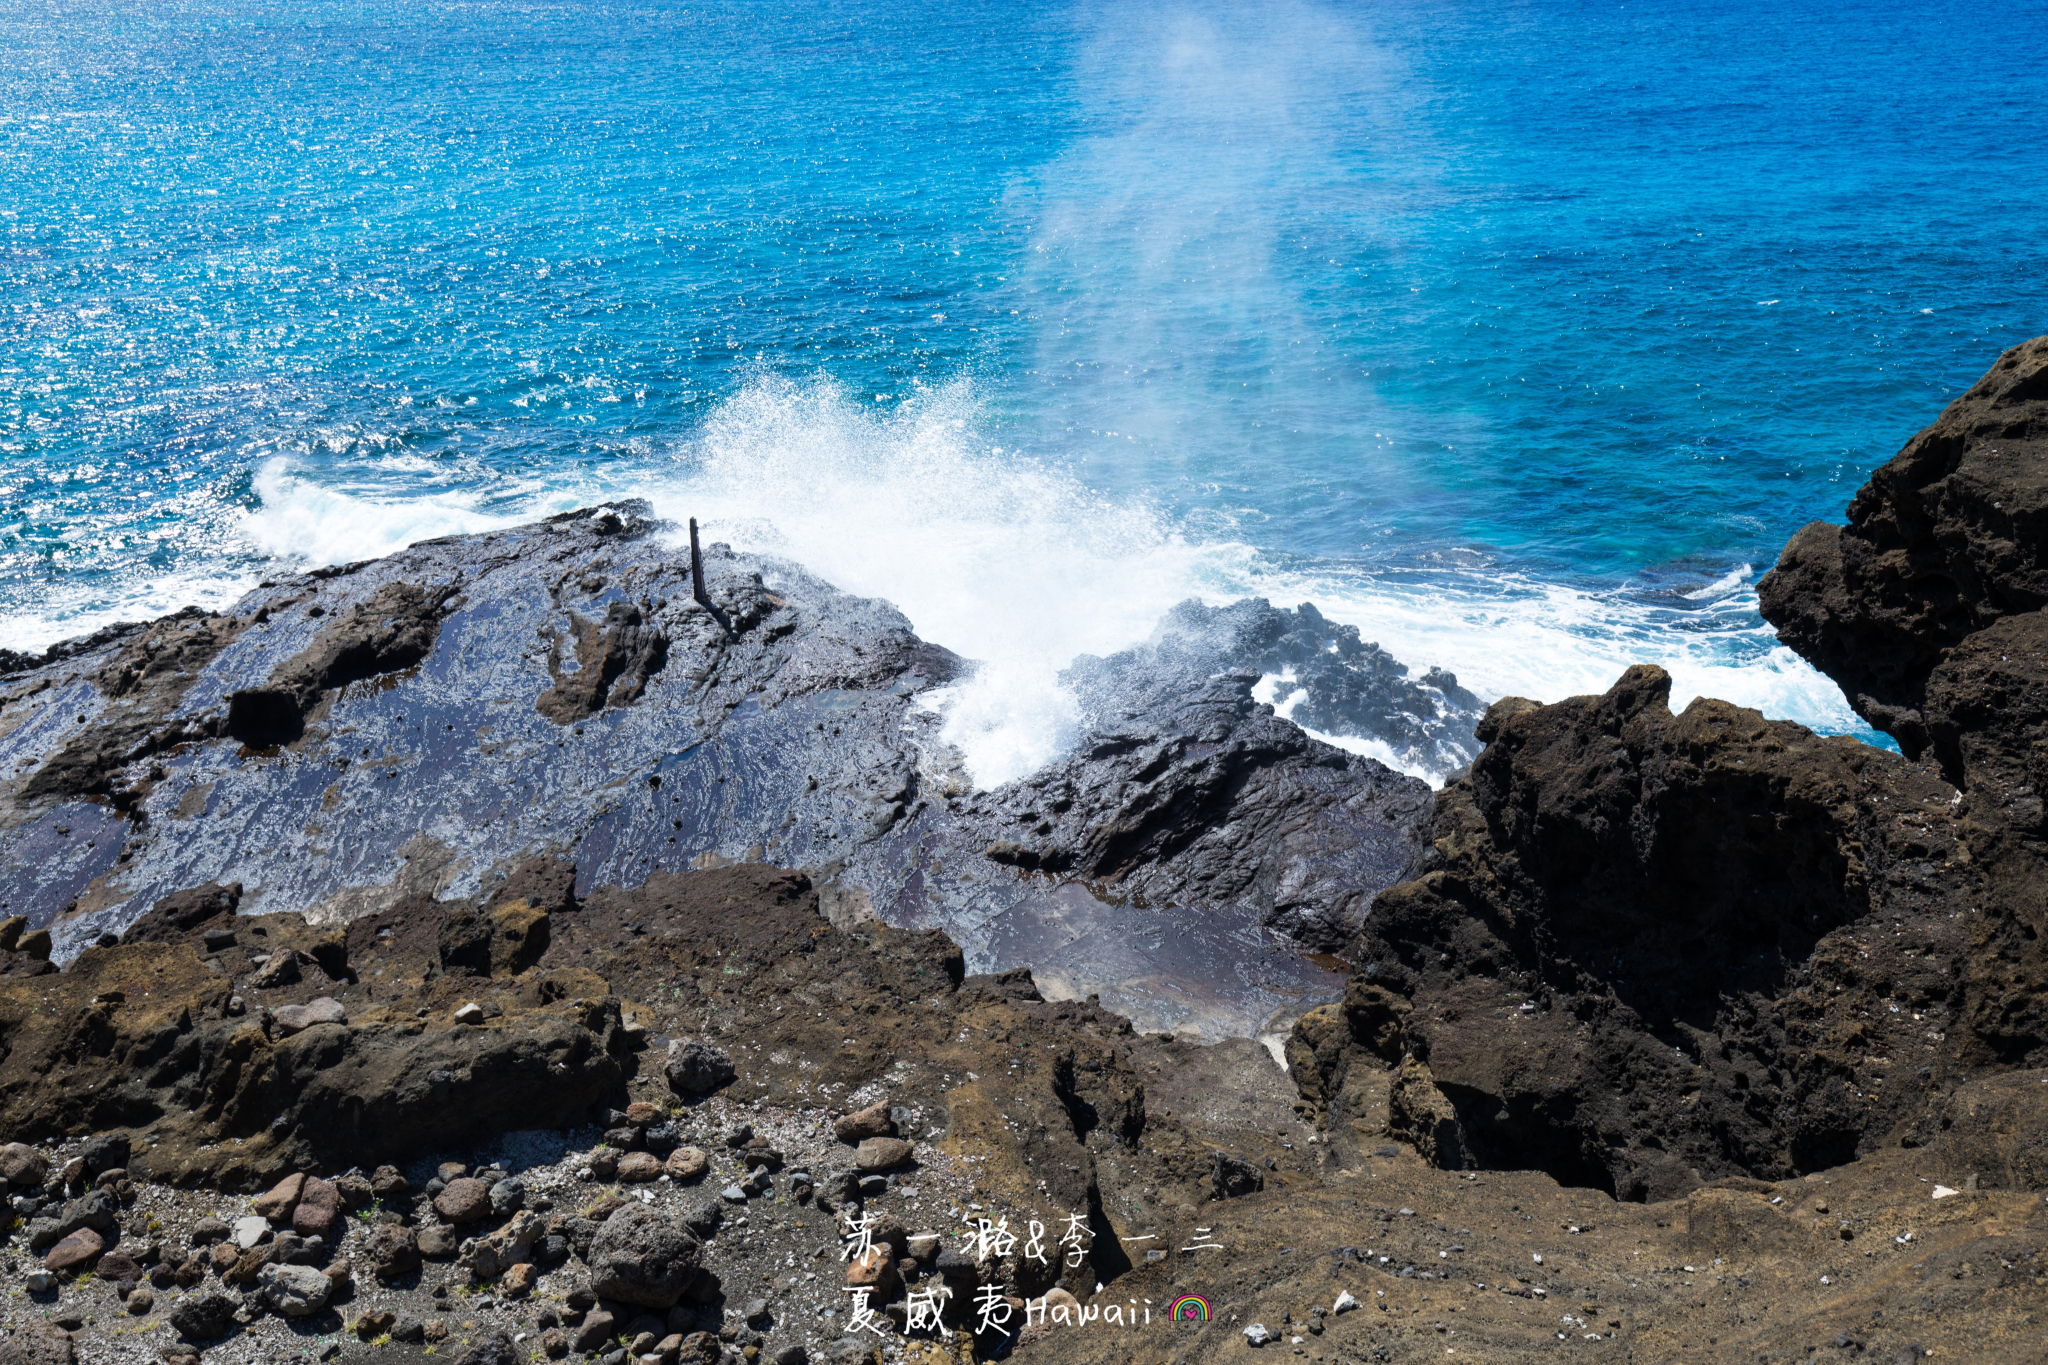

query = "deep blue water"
[4, 0, 2045, 782]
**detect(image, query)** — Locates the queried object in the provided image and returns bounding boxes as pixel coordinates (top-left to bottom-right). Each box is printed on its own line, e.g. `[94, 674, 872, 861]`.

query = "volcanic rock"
[832, 1103, 893, 1143]
[853, 1138, 912, 1172]
[664, 1039, 736, 1095]
[291, 1177, 341, 1237]
[259, 1261, 332, 1316]
[434, 1177, 492, 1223]
[41, 1229, 103, 1273]
[0, 1321, 73, 1365]
[587, 1204, 701, 1308]
[251, 1172, 304, 1222]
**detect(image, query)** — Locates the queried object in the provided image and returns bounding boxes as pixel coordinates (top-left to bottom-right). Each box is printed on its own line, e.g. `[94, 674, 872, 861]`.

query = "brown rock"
[853, 1137, 913, 1172]
[434, 1176, 492, 1223]
[43, 1228, 105, 1272]
[541, 1326, 568, 1358]
[223, 1247, 271, 1286]
[291, 1177, 341, 1238]
[125, 1284, 153, 1315]
[625, 1101, 664, 1125]
[208, 1242, 239, 1272]
[417, 1225, 461, 1259]
[501, 1261, 537, 1296]
[95, 1251, 142, 1284]
[617, 1150, 664, 1183]
[677, 1333, 721, 1365]
[864, 1213, 909, 1256]
[845, 1245, 897, 1297]
[355, 1309, 397, 1340]
[368, 1224, 421, 1283]
[833, 1103, 894, 1143]
[251, 1172, 306, 1223]
[664, 1147, 708, 1182]
[0, 1141, 48, 1187]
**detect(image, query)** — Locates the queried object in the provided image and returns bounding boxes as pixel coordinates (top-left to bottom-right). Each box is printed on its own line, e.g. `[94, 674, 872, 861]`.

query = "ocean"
[5, 0, 2044, 787]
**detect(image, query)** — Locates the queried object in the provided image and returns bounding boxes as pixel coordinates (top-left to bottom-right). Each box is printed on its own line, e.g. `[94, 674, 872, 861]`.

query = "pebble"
[832, 1103, 894, 1143]
[853, 1137, 912, 1172]
[1333, 1290, 1358, 1313]
[454, 1001, 486, 1024]
[618, 1152, 663, 1183]
[1244, 1321, 1272, 1345]
[721, 1185, 748, 1204]
[232, 1214, 271, 1250]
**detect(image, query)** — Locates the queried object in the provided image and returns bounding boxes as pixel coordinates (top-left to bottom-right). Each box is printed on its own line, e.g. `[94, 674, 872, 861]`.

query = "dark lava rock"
[434, 1176, 492, 1224]
[938, 665, 1432, 952]
[169, 1291, 237, 1342]
[0, 927, 627, 1187]
[75, 1133, 128, 1177]
[453, 1331, 519, 1365]
[1301, 664, 1978, 1198]
[1066, 596, 1484, 776]
[0, 1321, 73, 1365]
[367, 1224, 421, 1283]
[587, 1204, 702, 1308]
[1764, 335, 2048, 1067]
[1761, 335, 2048, 759]
[1302, 344, 2048, 1201]
[665, 1040, 736, 1096]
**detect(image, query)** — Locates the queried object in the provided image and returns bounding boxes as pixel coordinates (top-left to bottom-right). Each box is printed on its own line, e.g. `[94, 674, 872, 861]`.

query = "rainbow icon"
[1170, 1296, 1211, 1324]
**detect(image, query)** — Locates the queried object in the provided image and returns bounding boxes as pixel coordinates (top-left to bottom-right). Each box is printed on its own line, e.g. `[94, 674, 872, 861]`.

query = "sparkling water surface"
[5, 0, 2045, 783]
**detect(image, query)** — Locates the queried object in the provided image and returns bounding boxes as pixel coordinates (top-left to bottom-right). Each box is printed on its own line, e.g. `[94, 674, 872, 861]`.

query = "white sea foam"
[625, 376, 1238, 787]
[1682, 563, 1754, 600]
[0, 567, 260, 656]
[240, 459, 535, 564]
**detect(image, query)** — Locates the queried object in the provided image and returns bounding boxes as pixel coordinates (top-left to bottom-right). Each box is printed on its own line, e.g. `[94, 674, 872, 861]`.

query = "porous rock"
[587, 1204, 701, 1308]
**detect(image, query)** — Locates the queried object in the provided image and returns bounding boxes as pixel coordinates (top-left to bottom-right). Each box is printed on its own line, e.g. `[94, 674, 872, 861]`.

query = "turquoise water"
[5, 0, 2044, 782]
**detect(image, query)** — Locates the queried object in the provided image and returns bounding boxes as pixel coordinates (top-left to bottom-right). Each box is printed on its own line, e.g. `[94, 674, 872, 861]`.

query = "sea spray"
[225, 373, 1869, 789]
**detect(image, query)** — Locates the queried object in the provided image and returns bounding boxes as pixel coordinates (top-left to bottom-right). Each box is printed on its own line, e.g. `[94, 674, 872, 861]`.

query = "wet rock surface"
[0, 502, 1430, 1035]
[1065, 595, 1485, 776]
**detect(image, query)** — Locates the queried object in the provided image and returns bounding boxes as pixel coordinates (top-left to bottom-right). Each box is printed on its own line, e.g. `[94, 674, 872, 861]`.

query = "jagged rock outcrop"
[1760, 335, 2047, 758]
[946, 668, 1432, 951]
[1764, 335, 2048, 1065]
[1295, 339, 2048, 1201]
[1299, 667, 1974, 1199]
